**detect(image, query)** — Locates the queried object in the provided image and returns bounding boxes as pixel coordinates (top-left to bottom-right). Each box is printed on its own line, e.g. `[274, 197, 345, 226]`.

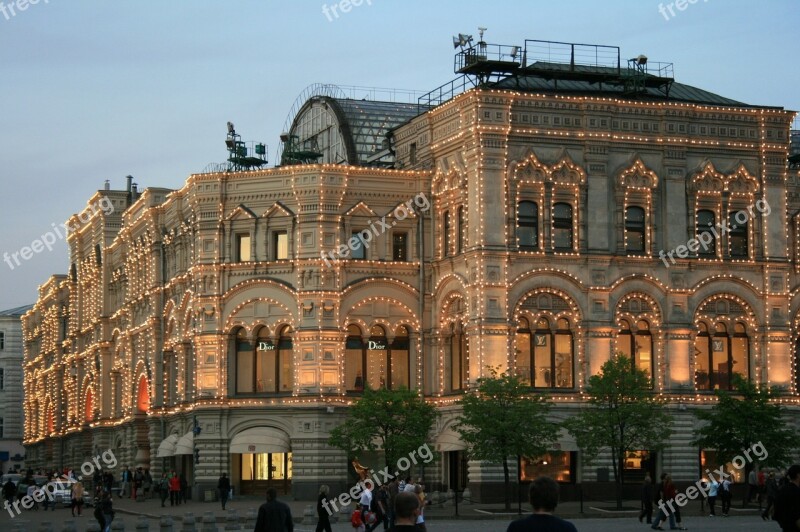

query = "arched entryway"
[230, 427, 292, 495]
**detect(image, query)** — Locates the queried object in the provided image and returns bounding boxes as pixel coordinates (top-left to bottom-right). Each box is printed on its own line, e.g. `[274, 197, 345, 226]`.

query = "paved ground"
[0, 495, 774, 531]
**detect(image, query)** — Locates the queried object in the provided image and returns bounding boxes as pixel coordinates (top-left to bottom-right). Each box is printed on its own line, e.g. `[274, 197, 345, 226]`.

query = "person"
[169, 471, 181, 506]
[71, 478, 85, 517]
[402, 477, 415, 493]
[351, 506, 365, 532]
[506, 476, 577, 532]
[720, 477, 732, 516]
[315, 484, 332, 532]
[758, 468, 767, 509]
[747, 468, 758, 505]
[708, 477, 719, 516]
[93, 487, 106, 531]
[179, 472, 188, 503]
[158, 473, 170, 508]
[413, 484, 427, 532]
[218, 473, 231, 511]
[132, 467, 143, 500]
[100, 490, 115, 532]
[143, 469, 152, 499]
[2, 478, 16, 507]
[639, 474, 654, 524]
[764, 471, 779, 520]
[26, 482, 38, 511]
[387, 491, 420, 532]
[254, 487, 294, 532]
[386, 477, 399, 529]
[651, 474, 686, 530]
[774, 464, 800, 532]
[120, 466, 130, 498]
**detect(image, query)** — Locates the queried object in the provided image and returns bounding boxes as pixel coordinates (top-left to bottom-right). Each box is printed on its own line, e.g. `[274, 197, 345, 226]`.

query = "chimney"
[132, 183, 139, 201]
[126, 175, 133, 193]
[104, 179, 110, 191]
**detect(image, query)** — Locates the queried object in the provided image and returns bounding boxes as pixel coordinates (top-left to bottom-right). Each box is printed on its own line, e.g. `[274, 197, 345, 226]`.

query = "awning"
[434, 425, 466, 452]
[175, 431, 194, 455]
[156, 434, 179, 458]
[229, 427, 291, 454]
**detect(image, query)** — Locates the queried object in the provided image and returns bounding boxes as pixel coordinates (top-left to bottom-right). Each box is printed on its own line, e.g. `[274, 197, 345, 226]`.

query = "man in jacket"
[774, 465, 800, 531]
[254, 487, 294, 532]
[217, 473, 230, 510]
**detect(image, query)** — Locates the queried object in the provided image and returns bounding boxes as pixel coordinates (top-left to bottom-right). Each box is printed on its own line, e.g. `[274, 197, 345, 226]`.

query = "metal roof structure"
[286, 95, 427, 166]
[0, 305, 33, 316]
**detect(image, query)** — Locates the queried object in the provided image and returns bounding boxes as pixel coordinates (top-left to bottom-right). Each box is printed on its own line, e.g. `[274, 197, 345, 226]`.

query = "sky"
[0, 0, 798, 310]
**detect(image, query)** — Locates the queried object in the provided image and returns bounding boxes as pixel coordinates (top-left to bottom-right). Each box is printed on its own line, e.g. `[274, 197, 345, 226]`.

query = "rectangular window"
[392, 232, 407, 261]
[351, 232, 366, 260]
[729, 211, 748, 258]
[0, 418, 3, 438]
[409, 142, 417, 165]
[0, 332, 4, 350]
[236, 234, 251, 262]
[0, 368, 3, 390]
[443, 211, 451, 257]
[520, 452, 576, 483]
[236, 341, 254, 394]
[274, 231, 289, 260]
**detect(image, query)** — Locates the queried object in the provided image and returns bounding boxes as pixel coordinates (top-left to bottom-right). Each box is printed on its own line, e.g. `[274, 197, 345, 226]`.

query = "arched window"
[516, 317, 532, 385]
[625, 206, 646, 253]
[448, 323, 468, 392]
[522, 317, 574, 388]
[696, 210, 716, 257]
[345, 325, 364, 392]
[136, 376, 149, 413]
[518, 201, 538, 250]
[694, 321, 750, 390]
[443, 211, 451, 257]
[234, 326, 292, 394]
[617, 319, 653, 384]
[391, 326, 410, 389]
[235, 328, 254, 393]
[457, 206, 465, 253]
[553, 203, 573, 251]
[366, 325, 388, 389]
[85, 388, 94, 421]
[729, 211, 748, 258]
[276, 326, 293, 393]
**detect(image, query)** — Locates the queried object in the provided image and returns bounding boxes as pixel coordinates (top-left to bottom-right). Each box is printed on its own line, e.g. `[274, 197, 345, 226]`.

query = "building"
[1, 305, 32, 473]
[22, 39, 800, 501]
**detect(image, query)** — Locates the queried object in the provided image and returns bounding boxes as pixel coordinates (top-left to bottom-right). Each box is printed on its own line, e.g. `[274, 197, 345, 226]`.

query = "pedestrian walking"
[179, 472, 188, 503]
[315, 484, 333, 532]
[639, 474, 653, 524]
[764, 471, 779, 520]
[169, 471, 181, 506]
[99, 490, 115, 532]
[158, 473, 169, 507]
[747, 468, 758, 505]
[708, 477, 719, 516]
[120, 466, 130, 498]
[71, 478, 85, 517]
[218, 473, 231, 511]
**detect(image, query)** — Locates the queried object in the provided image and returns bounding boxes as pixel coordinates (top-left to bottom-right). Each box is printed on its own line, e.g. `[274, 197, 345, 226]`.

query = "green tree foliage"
[328, 386, 437, 470]
[692, 374, 797, 475]
[455, 369, 559, 510]
[564, 355, 672, 508]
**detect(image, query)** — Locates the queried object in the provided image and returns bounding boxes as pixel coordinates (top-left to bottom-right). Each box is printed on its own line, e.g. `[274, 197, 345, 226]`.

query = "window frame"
[273, 230, 289, 260]
[236, 233, 251, 262]
[728, 210, 749, 258]
[625, 206, 646, 254]
[695, 209, 717, 257]
[392, 232, 408, 261]
[552, 202, 573, 251]
[517, 201, 539, 250]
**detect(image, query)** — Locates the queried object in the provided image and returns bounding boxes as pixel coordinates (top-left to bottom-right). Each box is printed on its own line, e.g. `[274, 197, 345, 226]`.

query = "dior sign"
[367, 341, 386, 350]
[257, 341, 275, 351]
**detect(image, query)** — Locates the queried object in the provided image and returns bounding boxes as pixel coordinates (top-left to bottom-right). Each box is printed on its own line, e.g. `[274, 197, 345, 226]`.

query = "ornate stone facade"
[22, 82, 800, 501]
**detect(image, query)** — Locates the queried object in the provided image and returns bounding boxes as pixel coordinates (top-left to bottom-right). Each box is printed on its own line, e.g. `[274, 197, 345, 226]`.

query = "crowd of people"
[637, 464, 800, 531]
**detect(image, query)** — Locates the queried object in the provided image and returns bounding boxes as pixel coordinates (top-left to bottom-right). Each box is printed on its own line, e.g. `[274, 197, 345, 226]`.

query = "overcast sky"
[0, 0, 798, 310]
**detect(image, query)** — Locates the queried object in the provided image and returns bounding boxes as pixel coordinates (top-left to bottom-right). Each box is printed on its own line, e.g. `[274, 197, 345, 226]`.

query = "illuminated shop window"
[517, 317, 573, 389]
[694, 321, 749, 391]
[700, 450, 744, 483]
[520, 452, 576, 483]
[617, 319, 653, 384]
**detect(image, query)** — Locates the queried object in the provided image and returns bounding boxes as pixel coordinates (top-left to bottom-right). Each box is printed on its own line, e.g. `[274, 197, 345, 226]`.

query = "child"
[351, 507, 365, 532]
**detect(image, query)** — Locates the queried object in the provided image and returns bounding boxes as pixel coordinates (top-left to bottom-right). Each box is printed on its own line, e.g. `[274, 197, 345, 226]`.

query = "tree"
[454, 369, 559, 510]
[564, 355, 672, 509]
[328, 386, 437, 471]
[692, 374, 797, 504]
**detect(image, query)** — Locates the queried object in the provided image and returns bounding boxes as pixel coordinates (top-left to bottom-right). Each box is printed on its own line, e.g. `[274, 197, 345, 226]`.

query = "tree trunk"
[616, 451, 624, 510]
[503, 457, 511, 511]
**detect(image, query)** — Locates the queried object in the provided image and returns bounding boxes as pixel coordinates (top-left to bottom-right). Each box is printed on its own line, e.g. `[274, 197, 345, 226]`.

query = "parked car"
[16, 475, 48, 499]
[0, 473, 22, 487]
[51, 476, 93, 507]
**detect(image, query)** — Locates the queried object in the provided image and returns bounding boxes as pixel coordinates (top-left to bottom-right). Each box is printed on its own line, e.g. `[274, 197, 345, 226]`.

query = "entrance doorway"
[239, 452, 292, 495]
[446, 451, 467, 491]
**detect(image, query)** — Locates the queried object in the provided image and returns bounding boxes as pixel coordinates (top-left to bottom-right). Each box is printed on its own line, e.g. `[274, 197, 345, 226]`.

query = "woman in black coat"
[316, 484, 333, 532]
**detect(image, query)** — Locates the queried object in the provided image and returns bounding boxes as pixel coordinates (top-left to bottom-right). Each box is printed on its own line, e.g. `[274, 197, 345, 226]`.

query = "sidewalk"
[112, 493, 765, 523]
